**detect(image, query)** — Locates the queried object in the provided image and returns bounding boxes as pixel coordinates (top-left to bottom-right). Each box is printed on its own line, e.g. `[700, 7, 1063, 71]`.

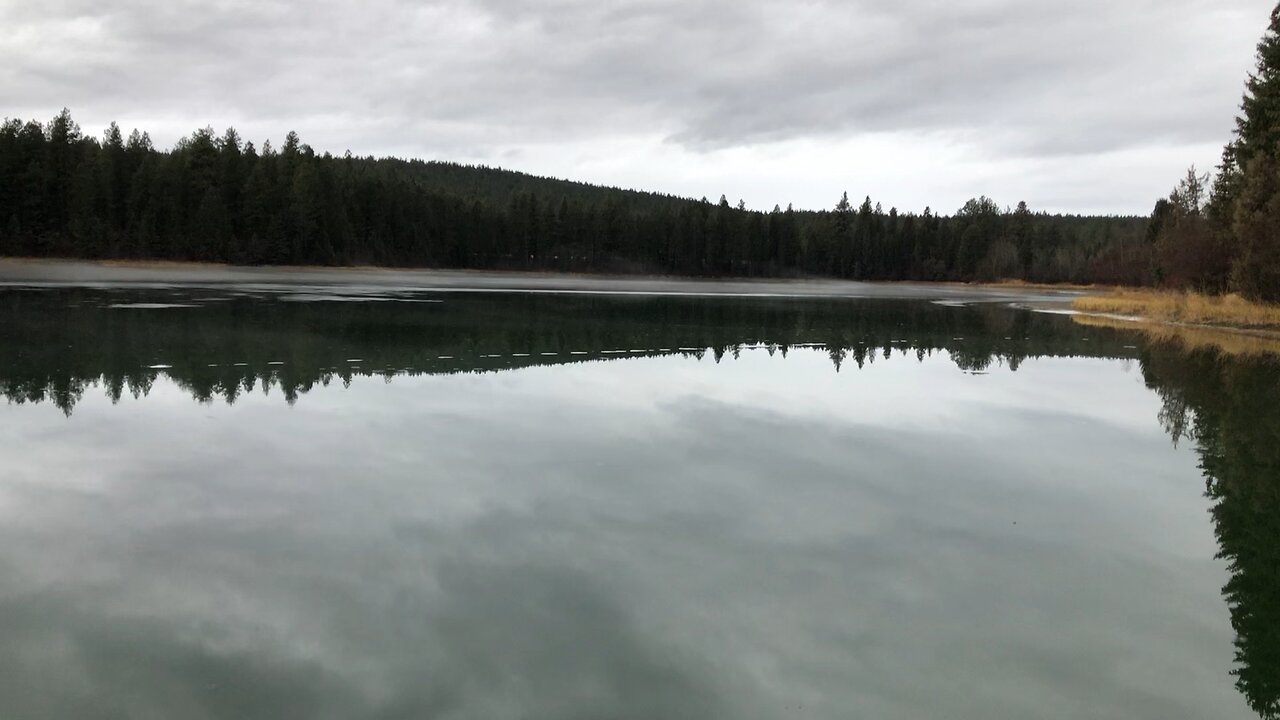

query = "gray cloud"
[0, 0, 1271, 211]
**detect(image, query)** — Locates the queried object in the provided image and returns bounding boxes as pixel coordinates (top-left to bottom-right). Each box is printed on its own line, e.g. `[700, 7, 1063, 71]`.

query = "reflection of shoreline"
[0, 289, 1145, 415]
[1073, 313, 1280, 357]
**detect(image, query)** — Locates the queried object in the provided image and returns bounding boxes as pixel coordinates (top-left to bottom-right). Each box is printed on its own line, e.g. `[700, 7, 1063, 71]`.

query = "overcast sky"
[0, 0, 1271, 214]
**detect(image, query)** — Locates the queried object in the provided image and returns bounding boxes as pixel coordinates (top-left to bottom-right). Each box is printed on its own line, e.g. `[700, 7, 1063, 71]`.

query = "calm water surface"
[0, 286, 1275, 719]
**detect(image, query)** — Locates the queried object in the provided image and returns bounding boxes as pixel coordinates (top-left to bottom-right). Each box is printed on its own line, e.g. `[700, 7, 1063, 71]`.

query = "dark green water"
[0, 287, 1276, 719]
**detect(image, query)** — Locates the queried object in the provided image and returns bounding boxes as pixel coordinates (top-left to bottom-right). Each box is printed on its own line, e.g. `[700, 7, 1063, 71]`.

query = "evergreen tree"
[1214, 5, 1280, 225]
[1213, 4, 1280, 300]
[831, 192, 853, 276]
[854, 196, 874, 278]
[1233, 149, 1280, 300]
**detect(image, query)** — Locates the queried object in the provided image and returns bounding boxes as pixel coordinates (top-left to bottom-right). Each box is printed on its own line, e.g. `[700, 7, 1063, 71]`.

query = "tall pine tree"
[1220, 5, 1280, 300]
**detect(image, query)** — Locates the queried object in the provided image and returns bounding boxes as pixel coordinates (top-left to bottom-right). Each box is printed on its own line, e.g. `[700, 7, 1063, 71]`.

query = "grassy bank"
[1073, 313, 1280, 356]
[1072, 289, 1280, 356]
[1073, 289, 1280, 330]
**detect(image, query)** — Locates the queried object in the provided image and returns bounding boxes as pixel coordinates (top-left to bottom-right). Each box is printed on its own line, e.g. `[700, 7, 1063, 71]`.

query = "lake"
[0, 275, 1275, 719]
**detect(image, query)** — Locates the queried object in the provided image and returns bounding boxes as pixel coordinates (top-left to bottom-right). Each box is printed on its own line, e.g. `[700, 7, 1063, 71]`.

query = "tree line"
[0, 110, 1148, 283]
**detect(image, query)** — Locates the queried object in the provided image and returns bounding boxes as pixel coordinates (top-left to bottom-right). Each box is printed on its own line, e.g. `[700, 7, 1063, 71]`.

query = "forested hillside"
[0, 110, 1149, 282]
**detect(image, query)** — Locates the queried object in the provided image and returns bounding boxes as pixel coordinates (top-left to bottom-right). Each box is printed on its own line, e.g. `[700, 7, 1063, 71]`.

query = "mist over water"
[0, 286, 1274, 719]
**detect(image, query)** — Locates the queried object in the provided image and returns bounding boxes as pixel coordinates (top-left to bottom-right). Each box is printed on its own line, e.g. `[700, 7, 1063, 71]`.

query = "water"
[0, 285, 1275, 719]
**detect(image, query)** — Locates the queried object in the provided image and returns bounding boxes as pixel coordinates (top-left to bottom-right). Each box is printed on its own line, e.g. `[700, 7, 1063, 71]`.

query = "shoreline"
[1071, 289, 1280, 355]
[1072, 289, 1280, 331]
[6, 258, 1278, 353]
[0, 257, 1098, 303]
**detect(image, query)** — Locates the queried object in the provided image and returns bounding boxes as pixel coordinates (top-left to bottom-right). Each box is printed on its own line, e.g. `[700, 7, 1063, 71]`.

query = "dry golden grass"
[1073, 310, 1280, 357]
[1073, 288, 1280, 330]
